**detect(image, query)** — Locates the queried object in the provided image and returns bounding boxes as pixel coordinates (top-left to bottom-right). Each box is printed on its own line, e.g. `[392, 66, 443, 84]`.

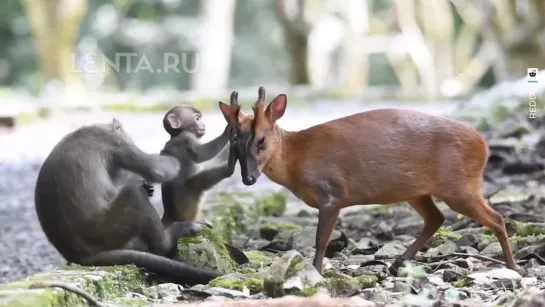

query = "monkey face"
[190, 111, 206, 138]
[164, 106, 206, 138]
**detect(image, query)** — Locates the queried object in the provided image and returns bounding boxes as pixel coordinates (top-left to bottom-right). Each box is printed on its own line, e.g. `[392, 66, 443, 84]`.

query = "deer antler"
[252, 86, 266, 113]
[257, 86, 266, 103]
[230, 90, 239, 107]
[230, 90, 241, 122]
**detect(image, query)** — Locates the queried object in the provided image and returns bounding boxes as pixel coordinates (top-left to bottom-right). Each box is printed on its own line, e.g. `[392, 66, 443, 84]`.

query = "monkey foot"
[171, 221, 206, 237]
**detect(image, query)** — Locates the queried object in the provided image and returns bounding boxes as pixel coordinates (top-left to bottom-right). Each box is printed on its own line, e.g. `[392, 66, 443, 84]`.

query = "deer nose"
[244, 175, 256, 185]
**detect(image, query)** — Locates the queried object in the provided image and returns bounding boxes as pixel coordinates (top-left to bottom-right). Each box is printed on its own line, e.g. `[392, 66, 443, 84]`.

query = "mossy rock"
[0, 264, 146, 306]
[176, 227, 237, 274]
[243, 251, 273, 269]
[207, 272, 263, 294]
[453, 277, 472, 288]
[320, 270, 377, 297]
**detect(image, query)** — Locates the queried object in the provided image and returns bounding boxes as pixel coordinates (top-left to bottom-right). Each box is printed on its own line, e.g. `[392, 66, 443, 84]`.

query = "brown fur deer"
[218, 86, 518, 275]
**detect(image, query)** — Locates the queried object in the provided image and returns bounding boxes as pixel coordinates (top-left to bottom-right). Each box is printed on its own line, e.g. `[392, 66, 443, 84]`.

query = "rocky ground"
[1, 85, 545, 306]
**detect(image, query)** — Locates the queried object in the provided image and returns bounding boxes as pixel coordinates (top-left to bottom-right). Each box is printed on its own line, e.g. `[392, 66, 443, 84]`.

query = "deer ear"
[266, 94, 287, 123]
[166, 113, 182, 129]
[219, 101, 235, 125]
[112, 118, 122, 132]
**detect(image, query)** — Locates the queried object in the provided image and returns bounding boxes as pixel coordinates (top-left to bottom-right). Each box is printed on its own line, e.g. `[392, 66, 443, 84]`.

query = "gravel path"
[0, 100, 457, 283]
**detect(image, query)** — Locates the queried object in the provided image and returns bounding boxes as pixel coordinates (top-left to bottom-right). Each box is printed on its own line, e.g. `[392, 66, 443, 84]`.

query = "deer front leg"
[313, 204, 341, 273]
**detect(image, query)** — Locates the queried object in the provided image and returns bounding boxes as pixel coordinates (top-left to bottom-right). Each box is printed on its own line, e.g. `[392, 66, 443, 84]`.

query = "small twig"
[420, 252, 507, 266]
[29, 281, 107, 307]
[484, 185, 505, 203]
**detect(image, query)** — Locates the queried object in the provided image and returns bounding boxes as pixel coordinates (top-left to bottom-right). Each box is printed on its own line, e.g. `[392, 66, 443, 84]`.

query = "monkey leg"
[93, 185, 204, 257]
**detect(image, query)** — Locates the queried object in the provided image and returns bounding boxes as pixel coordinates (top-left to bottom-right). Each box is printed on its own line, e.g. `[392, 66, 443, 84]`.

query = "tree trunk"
[274, 0, 316, 85]
[23, 0, 88, 91]
[190, 0, 237, 96]
[336, 0, 370, 94]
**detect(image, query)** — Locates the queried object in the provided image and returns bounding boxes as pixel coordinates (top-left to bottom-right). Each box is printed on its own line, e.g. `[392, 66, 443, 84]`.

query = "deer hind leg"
[389, 195, 444, 275]
[441, 189, 517, 271]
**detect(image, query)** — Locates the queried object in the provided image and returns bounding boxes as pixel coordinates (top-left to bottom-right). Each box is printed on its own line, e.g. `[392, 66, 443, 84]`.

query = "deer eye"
[257, 136, 265, 147]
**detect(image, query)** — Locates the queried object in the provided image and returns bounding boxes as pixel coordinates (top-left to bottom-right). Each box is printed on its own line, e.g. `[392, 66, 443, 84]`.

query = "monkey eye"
[257, 136, 265, 147]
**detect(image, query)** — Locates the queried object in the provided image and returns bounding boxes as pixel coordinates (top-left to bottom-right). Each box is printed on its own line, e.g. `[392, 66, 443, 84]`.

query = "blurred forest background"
[1, 0, 545, 102]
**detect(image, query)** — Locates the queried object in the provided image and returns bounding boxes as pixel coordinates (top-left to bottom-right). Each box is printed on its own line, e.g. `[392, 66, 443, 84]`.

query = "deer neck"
[262, 125, 295, 188]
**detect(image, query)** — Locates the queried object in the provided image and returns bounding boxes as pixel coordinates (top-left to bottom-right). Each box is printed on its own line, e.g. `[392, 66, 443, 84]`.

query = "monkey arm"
[115, 146, 181, 183]
[185, 163, 232, 191]
[186, 141, 237, 190]
[188, 125, 230, 163]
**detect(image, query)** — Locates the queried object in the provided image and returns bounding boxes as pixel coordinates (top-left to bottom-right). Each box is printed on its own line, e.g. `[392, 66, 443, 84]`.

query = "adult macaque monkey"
[160, 92, 239, 226]
[34, 119, 221, 285]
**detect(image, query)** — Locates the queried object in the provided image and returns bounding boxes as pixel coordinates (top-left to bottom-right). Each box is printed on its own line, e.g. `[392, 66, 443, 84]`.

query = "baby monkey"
[160, 92, 239, 226]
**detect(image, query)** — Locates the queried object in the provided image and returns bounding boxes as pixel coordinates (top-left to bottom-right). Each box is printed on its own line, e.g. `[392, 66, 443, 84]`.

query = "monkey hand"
[142, 181, 154, 197]
[226, 142, 238, 175]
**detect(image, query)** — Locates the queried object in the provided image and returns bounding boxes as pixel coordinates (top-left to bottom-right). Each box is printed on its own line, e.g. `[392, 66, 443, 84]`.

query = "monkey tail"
[79, 250, 222, 285]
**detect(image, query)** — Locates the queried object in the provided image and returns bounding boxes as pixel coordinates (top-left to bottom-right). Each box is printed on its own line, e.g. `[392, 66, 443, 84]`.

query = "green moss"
[254, 192, 288, 217]
[513, 221, 545, 237]
[244, 251, 273, 266]
[0, 264, 144, 306]
[453, 277, 472, 288]
[318, 270, 377, 296]
[0, 288, 85, 307]
[356, 275, 378, 288]
[299, 286, 320, 297]
[296, 210, 312, 217]
[286, 257, 305, 278]
[207, 274, 264, 293]
[434, 227, 462, 241]
[177, 227, 237, 273]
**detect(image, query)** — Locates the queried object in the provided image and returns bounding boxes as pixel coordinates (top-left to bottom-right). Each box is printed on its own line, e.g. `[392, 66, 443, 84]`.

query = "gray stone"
[424, 241, 458, 257]
[468, 268, 522, 289]
[263, 250, 324, 298]
[204, 287, 250, 299]
[374, 243, 406, 259]
[443, 267, 470, 283]
[454, 234, 481, 248]
[480, 242, 517, 259]
[343, 254, 374, 266]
